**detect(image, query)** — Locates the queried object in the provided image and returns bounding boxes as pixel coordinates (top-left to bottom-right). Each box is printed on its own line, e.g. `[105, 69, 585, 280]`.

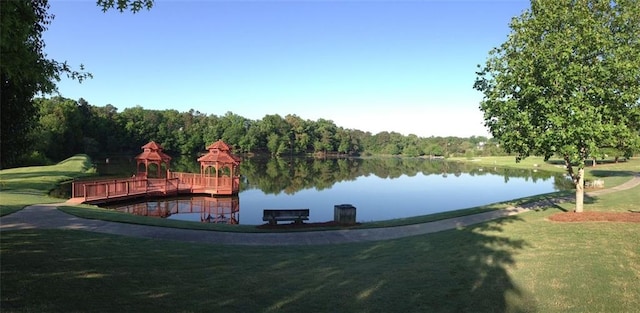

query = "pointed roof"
[141, 141, 163, 150]
[135, 141, 172, 162]
[197, 140, 240, 164]
[207, 140, 231, 151]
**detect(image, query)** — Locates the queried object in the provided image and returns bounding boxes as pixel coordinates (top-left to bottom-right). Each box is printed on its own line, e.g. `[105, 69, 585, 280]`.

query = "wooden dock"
[71, 173, 239, 204]
[73, 140, 242, 204]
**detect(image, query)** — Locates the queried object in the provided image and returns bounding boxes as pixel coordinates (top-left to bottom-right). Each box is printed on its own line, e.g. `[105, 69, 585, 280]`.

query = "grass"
[0, 154, 95, 194]
[0, 193, 63, 216]
[0, 155, 95, 216]
[2, 206, 638, 312]
[452, 155, 640, 188]
[1, 154, 639, 312]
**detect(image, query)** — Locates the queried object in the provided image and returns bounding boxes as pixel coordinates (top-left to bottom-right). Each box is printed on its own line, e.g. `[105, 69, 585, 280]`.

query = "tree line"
[25, 96, 505, 165]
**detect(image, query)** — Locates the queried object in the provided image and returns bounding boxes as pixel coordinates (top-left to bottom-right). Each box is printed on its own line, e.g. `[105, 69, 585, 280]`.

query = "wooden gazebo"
[135, 141, 172, 178]
[196, 140, 241, 195]
[71, 140, 241, 203]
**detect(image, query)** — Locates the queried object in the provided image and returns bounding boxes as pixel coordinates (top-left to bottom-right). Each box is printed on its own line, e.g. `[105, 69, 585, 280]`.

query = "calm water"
[104, 157, 571, 225]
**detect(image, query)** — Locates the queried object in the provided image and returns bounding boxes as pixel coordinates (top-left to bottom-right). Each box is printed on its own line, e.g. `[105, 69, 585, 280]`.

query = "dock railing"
[73, 177, 180, 202]
[72, 172, 238, 202]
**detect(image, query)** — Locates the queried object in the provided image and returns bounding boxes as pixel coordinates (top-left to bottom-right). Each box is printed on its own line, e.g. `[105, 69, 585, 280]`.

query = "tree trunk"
[575, 168, 584, 212]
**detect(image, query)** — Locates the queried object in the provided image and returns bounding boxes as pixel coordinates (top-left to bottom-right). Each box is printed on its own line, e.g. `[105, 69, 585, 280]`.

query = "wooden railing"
[73, 178, 180, 201]
[72, 173, 239, 202]
[169, 172, 239, 192]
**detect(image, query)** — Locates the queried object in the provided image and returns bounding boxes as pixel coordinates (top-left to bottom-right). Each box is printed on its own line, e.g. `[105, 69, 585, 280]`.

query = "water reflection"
[104, 158, 572, 225]
[237, 157, 572, 195]
[110, 196, 239, 224]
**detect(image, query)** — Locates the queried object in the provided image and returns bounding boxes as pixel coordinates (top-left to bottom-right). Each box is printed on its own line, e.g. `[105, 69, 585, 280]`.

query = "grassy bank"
[0, 155, 95, 216]
[451, 155, 640, 188]
[2, 199, 639, 312]
[1, 155, 639, 312]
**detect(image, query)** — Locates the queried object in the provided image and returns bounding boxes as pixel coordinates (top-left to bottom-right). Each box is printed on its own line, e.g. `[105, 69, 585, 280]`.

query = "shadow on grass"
[533, 192, 601, 213]
[1, 216, 536, 312]
[589, 170, 636, 178]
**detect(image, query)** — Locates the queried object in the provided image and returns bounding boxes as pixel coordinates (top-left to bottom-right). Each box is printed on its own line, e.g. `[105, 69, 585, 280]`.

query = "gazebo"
[135, 141, 172, 179]
[196, 140, 241, 194]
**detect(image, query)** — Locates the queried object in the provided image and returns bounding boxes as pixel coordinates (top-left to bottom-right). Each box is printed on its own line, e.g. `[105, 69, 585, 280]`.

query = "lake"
[104, 157, 572, 225]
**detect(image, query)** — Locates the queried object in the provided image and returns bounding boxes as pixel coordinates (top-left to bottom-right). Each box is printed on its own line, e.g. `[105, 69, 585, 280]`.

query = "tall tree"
[474, 0, 640, 212]
[1, 1, 63, 167]
[0, 0, 152, 168]
[34, 97, 84, 161]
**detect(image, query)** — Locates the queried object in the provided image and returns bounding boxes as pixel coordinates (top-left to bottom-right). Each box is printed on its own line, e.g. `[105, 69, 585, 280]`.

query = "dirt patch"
[256, 221, 360, 230]
[548, 211, 640, 223]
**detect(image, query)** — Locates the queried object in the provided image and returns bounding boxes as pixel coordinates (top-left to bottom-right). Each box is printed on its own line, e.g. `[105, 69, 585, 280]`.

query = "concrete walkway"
[2, 174, 638, 246]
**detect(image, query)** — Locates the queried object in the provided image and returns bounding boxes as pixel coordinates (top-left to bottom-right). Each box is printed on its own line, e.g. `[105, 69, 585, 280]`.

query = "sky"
[43, 0, 531, 137]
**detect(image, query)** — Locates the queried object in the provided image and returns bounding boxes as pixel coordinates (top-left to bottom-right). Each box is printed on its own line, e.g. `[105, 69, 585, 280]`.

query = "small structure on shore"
[197, 140, 241, 185]
[135, 141, 172, 178]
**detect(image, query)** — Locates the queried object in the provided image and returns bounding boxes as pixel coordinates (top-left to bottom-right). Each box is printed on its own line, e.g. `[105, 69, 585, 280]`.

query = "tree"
[33, 97, 84, 161]
[474, 0, 640, 212]
[1, 1, 63, 167]
[0, 0, 153, 168]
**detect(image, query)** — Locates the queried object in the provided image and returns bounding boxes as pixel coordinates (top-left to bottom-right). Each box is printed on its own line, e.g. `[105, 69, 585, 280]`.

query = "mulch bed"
[548, 211, 640, 223]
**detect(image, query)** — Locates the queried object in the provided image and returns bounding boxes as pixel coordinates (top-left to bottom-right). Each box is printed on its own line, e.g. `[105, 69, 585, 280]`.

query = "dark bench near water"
[263, 209, 310, 225]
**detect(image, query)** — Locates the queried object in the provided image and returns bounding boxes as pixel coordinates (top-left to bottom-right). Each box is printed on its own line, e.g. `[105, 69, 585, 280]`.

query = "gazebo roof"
[135, 141, 172, 162]
[141, 141, 163, 150]
[197, 153, 240, 164]
[206, 140, 231, 152]
[197, 140, 241, 164]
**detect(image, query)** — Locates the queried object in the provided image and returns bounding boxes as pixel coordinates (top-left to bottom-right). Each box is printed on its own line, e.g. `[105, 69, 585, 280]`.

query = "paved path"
[2, 174, 638, 246]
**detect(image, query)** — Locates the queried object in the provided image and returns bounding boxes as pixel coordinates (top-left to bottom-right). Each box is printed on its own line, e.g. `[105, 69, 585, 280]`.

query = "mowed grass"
[1, 155, 639, 312]
[0, 155, 95, 193]
[453, 155, 640, 188]
[2, 206, 639, 312]
[0, 155, 95, 216]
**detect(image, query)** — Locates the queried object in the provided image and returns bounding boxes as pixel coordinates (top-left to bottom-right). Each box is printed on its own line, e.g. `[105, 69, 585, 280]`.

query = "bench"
[263, 209, 309, 225]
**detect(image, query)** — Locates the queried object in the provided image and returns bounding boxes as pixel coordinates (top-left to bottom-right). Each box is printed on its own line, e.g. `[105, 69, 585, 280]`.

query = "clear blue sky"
[44, 0, 530, 137]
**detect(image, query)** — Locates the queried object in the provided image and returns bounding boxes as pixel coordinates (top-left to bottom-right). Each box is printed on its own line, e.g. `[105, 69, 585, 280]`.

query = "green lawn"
[1, 155, 639, 312]
[0, 155, 95, 216]
[451, 155, 640, 188]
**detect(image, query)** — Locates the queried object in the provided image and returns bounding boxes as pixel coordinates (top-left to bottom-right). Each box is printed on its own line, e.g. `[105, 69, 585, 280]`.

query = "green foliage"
[25, 97, 507, 164]
[0, 1, 86, 168]
[0, 0, 152, 169]
[475, 0, 640, 172]
[97, 0, 154, 13]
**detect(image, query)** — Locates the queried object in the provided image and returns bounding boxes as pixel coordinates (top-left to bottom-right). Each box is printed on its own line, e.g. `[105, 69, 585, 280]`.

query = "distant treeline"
[26, 96, 507, 164]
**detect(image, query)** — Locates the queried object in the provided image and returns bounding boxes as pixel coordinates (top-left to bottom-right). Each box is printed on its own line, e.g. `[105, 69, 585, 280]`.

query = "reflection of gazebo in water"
[135, 141, 172, 178]
[200, 196, 239, 224]
[193, 140, 241, 195]
[116, 196, 240, 224]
